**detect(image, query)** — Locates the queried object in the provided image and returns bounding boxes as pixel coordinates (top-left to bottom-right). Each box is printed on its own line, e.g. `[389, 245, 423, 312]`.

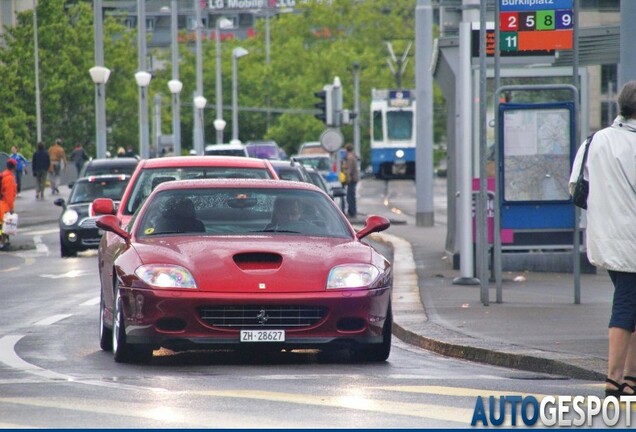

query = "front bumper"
[116, 286, 391, 351]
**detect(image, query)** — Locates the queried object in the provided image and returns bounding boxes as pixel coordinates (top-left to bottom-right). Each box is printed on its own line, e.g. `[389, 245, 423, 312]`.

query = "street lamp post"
[214, 118, 226, 144]
[89, 66, 111, 160]
[168, 80, 182, 156]
[194, 95, 207, 155]
[137, 0, 149, 159]
[135, 71, 152, 159]
[170, 0, 181, 156]
[232, 47, 249, 143]
[215, 17, 233, 144]
[193, 0, 204, 154]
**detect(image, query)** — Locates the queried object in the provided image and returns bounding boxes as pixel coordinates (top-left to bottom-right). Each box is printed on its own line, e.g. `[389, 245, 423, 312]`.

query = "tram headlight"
[395, 149, 405, 159]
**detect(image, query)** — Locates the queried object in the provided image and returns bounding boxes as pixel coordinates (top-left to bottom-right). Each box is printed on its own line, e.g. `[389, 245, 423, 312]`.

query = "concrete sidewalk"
[8, 179, 609, 381]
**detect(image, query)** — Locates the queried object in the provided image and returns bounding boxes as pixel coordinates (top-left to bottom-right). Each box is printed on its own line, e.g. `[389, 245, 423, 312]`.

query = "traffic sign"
[499, 0, 573, 52]
[320, 128, 344, 153]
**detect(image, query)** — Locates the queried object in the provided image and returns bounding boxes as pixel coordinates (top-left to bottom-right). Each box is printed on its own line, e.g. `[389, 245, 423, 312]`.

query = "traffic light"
[314, 85, 333, 125]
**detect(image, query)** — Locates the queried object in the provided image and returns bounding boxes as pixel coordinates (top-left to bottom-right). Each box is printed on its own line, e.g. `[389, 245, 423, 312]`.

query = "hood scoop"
[233, 252, 283, 271]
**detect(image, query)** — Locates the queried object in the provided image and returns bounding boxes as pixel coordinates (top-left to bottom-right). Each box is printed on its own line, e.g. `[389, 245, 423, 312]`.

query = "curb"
[377, 232, 605, 382]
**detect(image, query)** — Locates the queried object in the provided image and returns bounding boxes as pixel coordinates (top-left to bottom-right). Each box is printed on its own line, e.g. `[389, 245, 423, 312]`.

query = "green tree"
[0, 0, 137, 158]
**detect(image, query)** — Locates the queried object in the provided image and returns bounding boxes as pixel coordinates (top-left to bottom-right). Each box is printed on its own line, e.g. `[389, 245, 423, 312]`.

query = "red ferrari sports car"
[96, 179, 392, 363]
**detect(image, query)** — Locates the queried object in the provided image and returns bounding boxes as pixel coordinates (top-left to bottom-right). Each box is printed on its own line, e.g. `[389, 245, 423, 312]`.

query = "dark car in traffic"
[78, 157, 139, 179]
[54, 174, 130, 257]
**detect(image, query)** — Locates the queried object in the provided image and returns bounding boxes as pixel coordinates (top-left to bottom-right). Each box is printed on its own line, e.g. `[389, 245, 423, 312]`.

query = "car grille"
[199, 305, 326, 329]
[79, 218, 99, 229]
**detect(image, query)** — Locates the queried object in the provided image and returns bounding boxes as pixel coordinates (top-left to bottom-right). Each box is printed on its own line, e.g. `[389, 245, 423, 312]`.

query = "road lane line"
[0, 335, 71, 381]
[80, 296, 100, 306]
[191, 389, 473, 424]
[33, 314, 72, 326]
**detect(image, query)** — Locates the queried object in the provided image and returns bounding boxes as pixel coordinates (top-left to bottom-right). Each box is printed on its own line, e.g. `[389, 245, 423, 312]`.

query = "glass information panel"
[502, 106, 572, 202]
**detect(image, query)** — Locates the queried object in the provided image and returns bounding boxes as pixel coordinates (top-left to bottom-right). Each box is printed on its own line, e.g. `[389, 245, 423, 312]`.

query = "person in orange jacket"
[0, 159, 18, 249]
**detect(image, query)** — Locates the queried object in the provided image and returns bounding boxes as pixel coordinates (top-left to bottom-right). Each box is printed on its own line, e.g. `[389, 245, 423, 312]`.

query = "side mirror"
[93, 198, 115, 215]
[53, 198, 65, 208]
[96, 215, 130, 243]
[355, 215, 390, 240]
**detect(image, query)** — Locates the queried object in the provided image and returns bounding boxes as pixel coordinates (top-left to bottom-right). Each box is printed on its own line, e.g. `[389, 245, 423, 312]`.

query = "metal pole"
[33, 0, 42, 144]
[194, 0, 204, 154]
[494, 0, 503, 302]
[153, 93, 161, 156]
[415, 0, 434, 227]
[138, 0, 149, 159]
[353, 62, 360, 161]
[476, 0, 489, 305]
[171, 0, 181, 156]
[265, 10, 271, 129]
[232, 53, 238, 141]
[573, 0, 581, 304]
[215, 20, 224, 144]
[619, 0, 636, 86]
[453, 22, 479, 287]
[93, 0, 107, 159]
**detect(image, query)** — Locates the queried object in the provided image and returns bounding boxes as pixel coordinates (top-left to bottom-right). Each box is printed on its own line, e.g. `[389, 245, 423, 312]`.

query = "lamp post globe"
[168, 79, 183, 156]
[193, 95, 207, 155]
[231, 47, 248, 142]
[90, 65, 111, 160]
[215, 17, 233, 144]
[135, 70, 152, 159]
[168, 79, 183, 94]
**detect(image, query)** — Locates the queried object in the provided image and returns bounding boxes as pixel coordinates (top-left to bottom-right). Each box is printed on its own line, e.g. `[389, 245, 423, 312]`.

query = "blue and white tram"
[370, 89, 416, 179]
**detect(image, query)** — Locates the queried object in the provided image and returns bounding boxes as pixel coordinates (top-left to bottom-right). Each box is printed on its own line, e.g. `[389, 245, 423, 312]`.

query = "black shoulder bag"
[572, 133, 595, 210]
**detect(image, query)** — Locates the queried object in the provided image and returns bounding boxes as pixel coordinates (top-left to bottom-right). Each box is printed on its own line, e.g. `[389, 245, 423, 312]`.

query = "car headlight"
[395, 149, 405, 158]
[61, 209, 79, 226]
[135, 264, 197, 289]
[326, 264, 380, 289]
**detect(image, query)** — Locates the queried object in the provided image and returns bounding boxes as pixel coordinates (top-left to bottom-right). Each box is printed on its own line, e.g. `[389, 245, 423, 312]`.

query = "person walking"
[9, 145, 28, 195]
[70, 142, 89, 177]
[343, 143, 359, 218]
[32, 142, 51, 200]
[0, 159, 18, 249]
[48, 138, 67, 195]
[569, 80, 636, 398]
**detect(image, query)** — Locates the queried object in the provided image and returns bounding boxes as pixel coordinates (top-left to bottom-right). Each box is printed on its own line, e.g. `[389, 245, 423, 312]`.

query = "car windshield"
[69, 178, 129, 204]
[137, 188, 351, 238]
[123, 166, 275, 215]
[81, 164, 137, 177]
[204, 148, 247, 157]
[276, 167, 305, 182]
[296, 157, 332, 172]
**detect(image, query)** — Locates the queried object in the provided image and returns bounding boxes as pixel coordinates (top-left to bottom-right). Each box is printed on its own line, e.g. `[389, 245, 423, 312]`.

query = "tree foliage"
[0, 0, 445, 166]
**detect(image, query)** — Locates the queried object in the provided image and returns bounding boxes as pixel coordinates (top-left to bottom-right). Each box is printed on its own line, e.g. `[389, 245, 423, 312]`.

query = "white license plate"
[240, 330, 285, 343]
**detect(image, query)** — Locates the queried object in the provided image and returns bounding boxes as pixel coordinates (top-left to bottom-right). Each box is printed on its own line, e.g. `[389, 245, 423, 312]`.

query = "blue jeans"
[347, 181, 357, 217]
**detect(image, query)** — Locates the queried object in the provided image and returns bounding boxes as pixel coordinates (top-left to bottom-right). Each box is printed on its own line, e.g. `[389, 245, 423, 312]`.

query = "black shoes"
[605, 377, 636, 397]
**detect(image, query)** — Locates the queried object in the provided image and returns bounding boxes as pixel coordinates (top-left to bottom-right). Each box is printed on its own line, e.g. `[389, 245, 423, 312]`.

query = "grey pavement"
[7, 178, 609, 381]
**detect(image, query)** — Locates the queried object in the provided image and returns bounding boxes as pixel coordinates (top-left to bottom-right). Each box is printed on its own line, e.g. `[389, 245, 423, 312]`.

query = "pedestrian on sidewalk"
[0, 159, 17, 249]
[9, 145, 28, 195]
[48, 138, 67, 195]
[569, 80, 636, 398]
[32, 142, 51, 200]
[70, 142, 89, 177]
[343, 143, 359, 218]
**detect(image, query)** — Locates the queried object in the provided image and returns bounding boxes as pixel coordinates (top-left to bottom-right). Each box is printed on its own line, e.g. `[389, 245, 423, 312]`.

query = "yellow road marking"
[191, 389, 474, 423]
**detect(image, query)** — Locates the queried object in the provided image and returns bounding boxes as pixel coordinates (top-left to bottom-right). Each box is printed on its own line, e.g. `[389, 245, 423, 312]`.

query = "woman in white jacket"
[570, 81, 636, 397]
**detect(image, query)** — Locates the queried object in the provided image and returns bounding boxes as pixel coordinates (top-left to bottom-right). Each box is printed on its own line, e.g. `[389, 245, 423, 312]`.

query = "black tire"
[351, 303, 392, 362]
[60, 237, 77, 258]
[99, 291, 113, 351]
[112, 285, 153, 364]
